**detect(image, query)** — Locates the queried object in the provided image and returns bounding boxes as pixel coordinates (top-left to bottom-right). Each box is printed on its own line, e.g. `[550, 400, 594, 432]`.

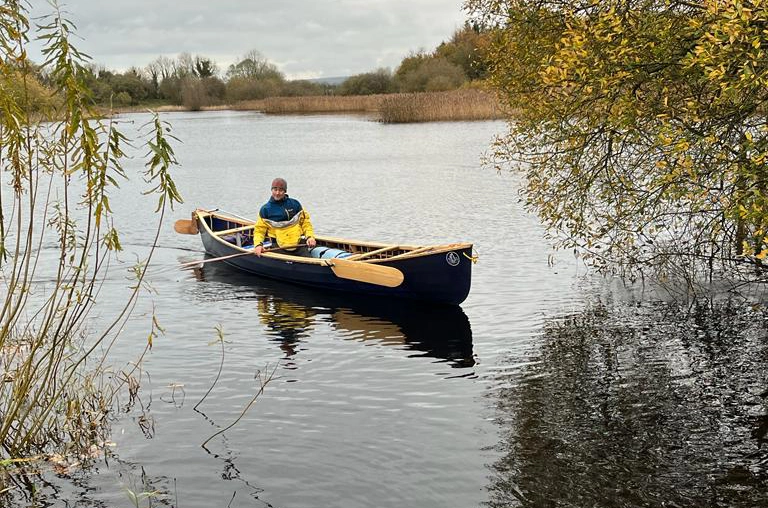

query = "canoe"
[187, 208, 476, 305]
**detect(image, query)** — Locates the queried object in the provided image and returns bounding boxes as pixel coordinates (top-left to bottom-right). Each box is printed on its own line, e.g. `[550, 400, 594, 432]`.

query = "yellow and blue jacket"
[252, 195, 315, 248]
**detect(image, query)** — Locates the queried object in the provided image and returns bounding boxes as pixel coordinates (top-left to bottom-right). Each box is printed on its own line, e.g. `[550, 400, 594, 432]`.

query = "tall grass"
[230, 89, 505, 122]
[0, 1, 181, 493]
[234, 94, 382, 114]
[378, 89, 503, 123]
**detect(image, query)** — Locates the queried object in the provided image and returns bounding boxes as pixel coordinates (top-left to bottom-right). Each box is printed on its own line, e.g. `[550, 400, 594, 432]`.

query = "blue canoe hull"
[195, 209, 474, 305]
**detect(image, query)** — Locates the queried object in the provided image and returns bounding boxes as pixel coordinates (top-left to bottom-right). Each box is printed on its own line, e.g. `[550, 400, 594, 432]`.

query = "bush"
[225, 76, 282, 101]
[114, 91, 132, 106]
[394, 57, 466, 92]
[159, 76, 183, 104]
[339, 69, 393, 95]
[181, 77, 207, 110]
[1, 70, 55, 112]
[202, 76, 226, 103]
[280, 79, 329, 97]
[110, 72, 152, 103]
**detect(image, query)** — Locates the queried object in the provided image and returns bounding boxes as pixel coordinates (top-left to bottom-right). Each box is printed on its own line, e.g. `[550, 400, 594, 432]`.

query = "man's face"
[271, 185, 287, 201]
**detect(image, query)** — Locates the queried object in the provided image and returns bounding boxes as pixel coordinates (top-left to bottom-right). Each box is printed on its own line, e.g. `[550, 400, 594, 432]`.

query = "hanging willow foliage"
[466, 0, 768, 286]
[0, 0, 182, 475]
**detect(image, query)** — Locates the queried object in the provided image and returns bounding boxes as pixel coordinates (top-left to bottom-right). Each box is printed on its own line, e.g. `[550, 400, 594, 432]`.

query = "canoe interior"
[198, 210, 468, 262]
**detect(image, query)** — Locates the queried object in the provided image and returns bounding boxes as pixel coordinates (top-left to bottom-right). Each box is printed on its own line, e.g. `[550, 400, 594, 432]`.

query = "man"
[252, 178, 317, 256]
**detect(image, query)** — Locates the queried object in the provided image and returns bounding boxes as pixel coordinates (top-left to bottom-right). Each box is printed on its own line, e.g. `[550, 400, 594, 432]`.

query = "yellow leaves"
[707, 65, 726, 80]
[750, 151, 766, 165]
[739, 203, 750, 219]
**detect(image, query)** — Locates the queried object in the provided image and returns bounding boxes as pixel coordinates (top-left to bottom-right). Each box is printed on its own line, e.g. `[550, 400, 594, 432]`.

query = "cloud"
[27, 0, 467, 78]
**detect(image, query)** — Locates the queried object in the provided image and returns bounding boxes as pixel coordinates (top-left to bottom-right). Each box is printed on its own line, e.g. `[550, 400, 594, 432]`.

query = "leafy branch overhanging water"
[0, 0, 182, 491]
[467, 0, 768, 292]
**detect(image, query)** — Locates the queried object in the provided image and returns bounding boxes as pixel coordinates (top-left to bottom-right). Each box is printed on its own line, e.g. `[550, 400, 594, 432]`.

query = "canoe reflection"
[190, 261, 474, 368]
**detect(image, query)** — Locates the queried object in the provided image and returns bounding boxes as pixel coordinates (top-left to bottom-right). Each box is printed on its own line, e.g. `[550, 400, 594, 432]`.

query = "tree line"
[6, 24, 489, 111]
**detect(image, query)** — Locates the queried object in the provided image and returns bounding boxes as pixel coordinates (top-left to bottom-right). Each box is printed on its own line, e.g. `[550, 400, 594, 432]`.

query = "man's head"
[271, 178, 287, 191]
[270, 177, 288, 200]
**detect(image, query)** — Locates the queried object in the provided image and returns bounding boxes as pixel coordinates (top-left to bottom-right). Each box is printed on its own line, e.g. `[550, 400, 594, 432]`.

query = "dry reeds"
[234, 95, 382, 114]
[378, 89, 504, 123]
[229, 89, 505, 123]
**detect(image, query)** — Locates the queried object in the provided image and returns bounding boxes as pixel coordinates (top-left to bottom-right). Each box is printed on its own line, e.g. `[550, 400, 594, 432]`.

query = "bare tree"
[226, 49, 283, 81]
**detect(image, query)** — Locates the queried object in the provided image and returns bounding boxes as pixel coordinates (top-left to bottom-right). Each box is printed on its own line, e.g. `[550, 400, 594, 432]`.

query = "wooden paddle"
[174, 219, 198, 235]
[180, 251, 249, 269]
[325, 258, 404, 288]
[180, 243, 305, 269]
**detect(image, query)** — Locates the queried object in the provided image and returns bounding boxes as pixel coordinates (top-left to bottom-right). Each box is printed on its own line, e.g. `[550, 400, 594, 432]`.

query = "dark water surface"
[9, 112, 768, 507]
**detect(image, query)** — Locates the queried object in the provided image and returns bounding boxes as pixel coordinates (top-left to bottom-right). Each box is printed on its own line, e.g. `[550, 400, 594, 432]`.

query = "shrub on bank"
[339, 69, 394, 96]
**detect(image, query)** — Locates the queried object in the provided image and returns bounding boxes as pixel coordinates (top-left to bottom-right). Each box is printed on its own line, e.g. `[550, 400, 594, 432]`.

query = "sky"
[26, 0, 470, 79]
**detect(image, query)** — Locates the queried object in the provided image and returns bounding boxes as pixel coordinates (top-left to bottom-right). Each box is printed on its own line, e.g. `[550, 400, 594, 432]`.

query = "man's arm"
[252, 216, 269, 256]
[300, 210, 317, 248]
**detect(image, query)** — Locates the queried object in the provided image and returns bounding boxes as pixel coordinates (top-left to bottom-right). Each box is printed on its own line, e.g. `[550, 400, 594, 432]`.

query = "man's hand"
[253, 244, 264, 256]
[306, 237, 317, 248]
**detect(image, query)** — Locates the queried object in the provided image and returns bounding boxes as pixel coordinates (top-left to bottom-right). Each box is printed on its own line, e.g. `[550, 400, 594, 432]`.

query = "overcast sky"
[26, 0, 469, 79]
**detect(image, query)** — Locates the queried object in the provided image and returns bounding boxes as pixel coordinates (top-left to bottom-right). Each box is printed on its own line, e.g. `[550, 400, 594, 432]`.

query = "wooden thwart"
[213, 224, 254, 236]
[345, 245, 400, 261]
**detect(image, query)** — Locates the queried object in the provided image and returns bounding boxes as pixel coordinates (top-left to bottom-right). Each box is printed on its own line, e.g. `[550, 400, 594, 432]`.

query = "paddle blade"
[174, 219, 198, 235]
[327, 258, 404, 288]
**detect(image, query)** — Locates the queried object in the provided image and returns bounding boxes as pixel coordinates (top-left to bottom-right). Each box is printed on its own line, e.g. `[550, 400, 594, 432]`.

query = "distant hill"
[302, 76, 349, 86]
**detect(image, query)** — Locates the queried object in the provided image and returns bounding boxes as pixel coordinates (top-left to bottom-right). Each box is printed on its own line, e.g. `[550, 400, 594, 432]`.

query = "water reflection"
[487, 299, 768, 508]
[189, 261, 475, 369]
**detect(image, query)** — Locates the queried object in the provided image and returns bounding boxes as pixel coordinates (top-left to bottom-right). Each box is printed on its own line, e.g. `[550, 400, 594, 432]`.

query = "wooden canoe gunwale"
[192, 208, 474, 305]
[195, 208, 462, 263]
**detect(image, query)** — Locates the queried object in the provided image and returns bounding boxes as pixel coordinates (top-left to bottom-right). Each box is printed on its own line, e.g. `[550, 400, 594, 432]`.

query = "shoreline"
[107, 89, 506, 123]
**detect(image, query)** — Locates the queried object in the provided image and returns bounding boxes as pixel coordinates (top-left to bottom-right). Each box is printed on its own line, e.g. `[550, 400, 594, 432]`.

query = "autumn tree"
[466, 0, 768, 285]
[435, 24, 490, 81]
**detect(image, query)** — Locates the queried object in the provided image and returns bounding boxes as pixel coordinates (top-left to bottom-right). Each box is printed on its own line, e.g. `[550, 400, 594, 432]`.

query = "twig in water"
[201, 363, 278, 449]
[194, 325, 226, 411]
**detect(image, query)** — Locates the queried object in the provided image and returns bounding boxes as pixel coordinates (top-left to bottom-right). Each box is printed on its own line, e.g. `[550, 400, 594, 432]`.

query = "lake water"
[7, 111, 768, 507]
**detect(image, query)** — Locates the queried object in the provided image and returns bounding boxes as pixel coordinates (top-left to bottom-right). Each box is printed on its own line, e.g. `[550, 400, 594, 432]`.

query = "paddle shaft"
[180, 251, 249, 269]
[180, 243, 305, 269]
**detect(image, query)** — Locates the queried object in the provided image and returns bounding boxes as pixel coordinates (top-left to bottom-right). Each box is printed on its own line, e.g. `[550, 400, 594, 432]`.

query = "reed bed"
[230, 89, 505, 123]
[378, 89, 504, 123]
[234, 95, 382, 114]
